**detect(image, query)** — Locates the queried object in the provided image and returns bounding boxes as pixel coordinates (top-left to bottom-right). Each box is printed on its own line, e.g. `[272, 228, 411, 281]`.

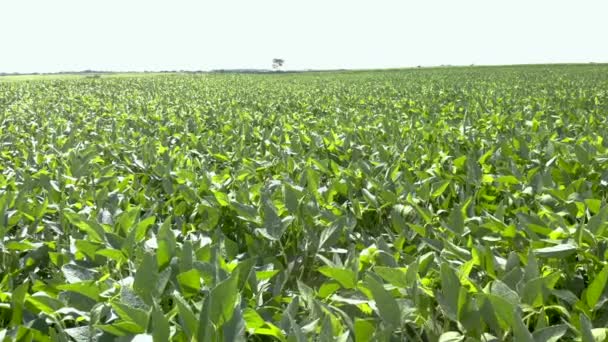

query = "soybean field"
[2, 65, 608, 341]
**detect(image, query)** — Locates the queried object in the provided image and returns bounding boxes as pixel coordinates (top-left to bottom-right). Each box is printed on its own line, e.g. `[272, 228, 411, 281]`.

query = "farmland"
[1, 64, 608, 341]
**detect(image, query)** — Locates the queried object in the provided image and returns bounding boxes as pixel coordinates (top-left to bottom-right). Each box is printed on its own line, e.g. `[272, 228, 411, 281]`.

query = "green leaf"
[318, 266, 357, 289]
[362, 188, 379, 208]
[177, 269, 201, 298]
[524, 250, 540, 283]
[320, 313, 334, 340]
[521, 277, 544, 308]
[497, 175, 519, 185]
[363, 274, 401, 328]
[198, 293, 216, 342]
[56, 282, 101, 301]
[512, 309, 534, 342]
[354, 319, 375, 342]
[585, 199, 602, 215]
[532, 324, 568, 342]
[243, 309, 286, 341]
[408, 200, 433, 224]
[151, 305, 170, 342]
[111, 301, 149, 333]
[222, 306, 246, 342]
[484, 294, 515, 330]
[438, 331, 464, 342]
[373, 267, 408, 288]
[432, 180, 451, 198]
[200, 204, 222, 231]
[445, 204, 464, 234]
[534, 244, 577, 258]
[61, 263, 98, 283]
[390, 204, 414, 233]
[97, 321, 144, 336]
[585, 263, 608, 310]
[25, 293, 64, 314]
[63, 211, 106, 242]
[260, 197, 285, 240]
[118, 207, 141, 235]
[587, 206, 608, 235]
[64, 327, 92, 341]
[174, 294, 198, 340]
[232, 258, 255, 291]
[283, 303, 306, 342]
[96, 248, 127, 263]
[208, 272, 239, 326]
[157, 217, 176, 269]
[580, 314, 594, 342]
[135, 216, 156, 242]
[133, 252, 157, 305]
[248, 325, 286, 342]
[437, 262, 462, 321]
[489, 280, 519, 305]
[10, 282, 28, 327]
[243, 308, 266, 329]
[283, 184, 301, 214]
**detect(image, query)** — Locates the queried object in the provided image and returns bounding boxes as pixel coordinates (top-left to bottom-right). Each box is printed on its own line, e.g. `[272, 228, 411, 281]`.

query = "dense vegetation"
[1, 65, 608, 341]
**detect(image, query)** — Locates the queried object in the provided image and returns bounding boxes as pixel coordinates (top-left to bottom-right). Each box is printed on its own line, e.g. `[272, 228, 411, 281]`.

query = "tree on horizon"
[272, 58, 284, 70]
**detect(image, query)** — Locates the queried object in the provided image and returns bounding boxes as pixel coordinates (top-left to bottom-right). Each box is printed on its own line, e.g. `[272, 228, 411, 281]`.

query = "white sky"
[1, 0, 607, 73]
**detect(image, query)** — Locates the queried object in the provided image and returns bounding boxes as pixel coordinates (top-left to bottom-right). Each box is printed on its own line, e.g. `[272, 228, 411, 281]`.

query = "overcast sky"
[1, 0, 606, 73]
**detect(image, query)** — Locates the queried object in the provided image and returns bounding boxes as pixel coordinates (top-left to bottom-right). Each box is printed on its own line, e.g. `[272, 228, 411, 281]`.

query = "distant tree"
[272, 58, 285, 70]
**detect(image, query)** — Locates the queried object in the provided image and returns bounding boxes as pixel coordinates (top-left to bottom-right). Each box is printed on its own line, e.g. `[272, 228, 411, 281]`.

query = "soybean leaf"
[362, 275, 401, 328]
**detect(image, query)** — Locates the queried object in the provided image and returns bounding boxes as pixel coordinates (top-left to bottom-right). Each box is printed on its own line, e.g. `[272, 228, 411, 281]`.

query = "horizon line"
[1, 61, 607, 76]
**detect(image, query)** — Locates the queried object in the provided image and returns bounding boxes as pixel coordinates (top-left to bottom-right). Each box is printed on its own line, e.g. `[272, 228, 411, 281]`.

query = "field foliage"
[1, 65, 608, 341]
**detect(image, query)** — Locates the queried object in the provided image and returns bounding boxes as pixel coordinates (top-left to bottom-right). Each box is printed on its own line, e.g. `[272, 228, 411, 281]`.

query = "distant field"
[1, 64, 608, 341]
[0, 72, 172, 82]
[1, 63, 605, 81]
